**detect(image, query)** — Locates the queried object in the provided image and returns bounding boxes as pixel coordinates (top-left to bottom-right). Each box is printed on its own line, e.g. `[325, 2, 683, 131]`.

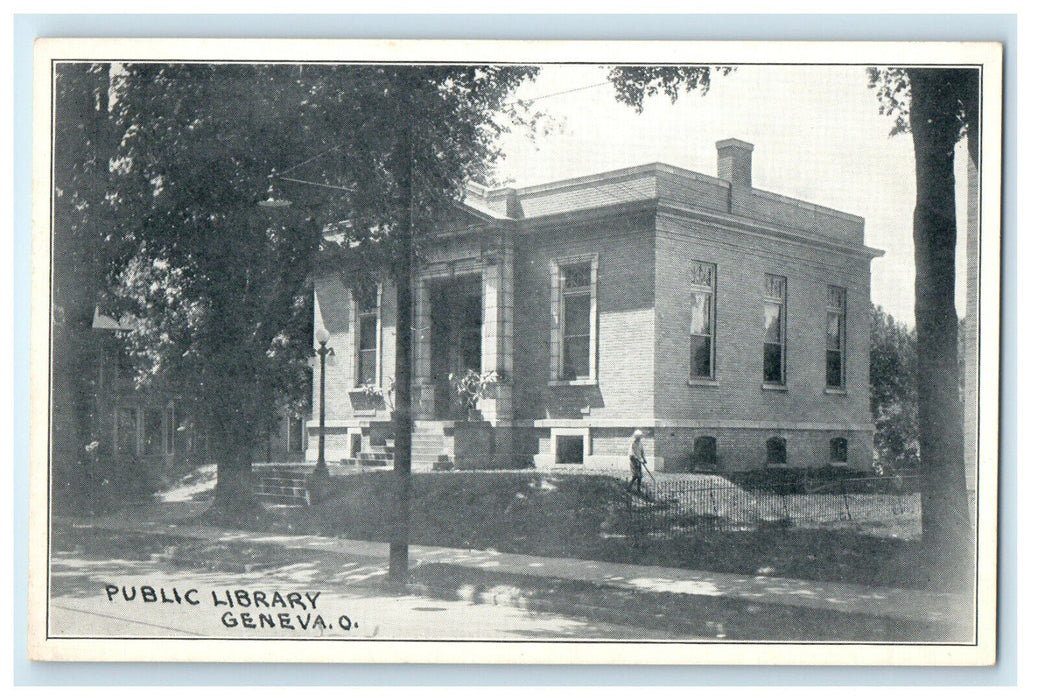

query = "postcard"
[29, 38, 1002, 664]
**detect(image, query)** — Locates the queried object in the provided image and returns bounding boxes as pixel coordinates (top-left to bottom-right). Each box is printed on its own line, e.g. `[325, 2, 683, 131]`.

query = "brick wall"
[511, 211, 656, 422]
[652, 427, 872, 474]
[309, 274, 396, 462]
[652, 210, 874, 472]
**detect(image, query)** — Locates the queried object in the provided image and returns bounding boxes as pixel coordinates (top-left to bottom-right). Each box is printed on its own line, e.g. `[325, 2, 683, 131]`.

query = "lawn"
[265, 470, 948, 592]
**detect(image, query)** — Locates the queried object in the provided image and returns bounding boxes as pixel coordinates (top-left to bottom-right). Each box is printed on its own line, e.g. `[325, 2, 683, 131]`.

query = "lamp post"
[314, 326, 333, 478]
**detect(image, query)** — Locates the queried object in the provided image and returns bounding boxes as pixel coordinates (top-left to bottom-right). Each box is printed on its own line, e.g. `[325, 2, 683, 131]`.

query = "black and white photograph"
[28, 39, 1002, 664]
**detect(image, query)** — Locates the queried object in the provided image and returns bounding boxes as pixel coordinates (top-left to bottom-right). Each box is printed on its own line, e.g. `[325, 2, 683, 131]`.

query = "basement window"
[766, 437, 787, 466]
[829, 437, 848, 465]
[692, 436, 718, 471]
[555, 435, 585, 465]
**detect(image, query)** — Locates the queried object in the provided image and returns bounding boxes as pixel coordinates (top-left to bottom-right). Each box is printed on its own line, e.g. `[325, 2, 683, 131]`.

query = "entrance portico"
[413, 246, 514, 424]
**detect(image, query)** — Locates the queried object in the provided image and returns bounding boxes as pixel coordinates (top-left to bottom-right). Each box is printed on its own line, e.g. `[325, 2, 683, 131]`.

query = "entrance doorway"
[430, 276, 483, 420]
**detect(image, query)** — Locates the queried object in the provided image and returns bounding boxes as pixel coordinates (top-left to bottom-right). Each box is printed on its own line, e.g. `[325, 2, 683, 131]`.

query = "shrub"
[53, 451, 160, 515]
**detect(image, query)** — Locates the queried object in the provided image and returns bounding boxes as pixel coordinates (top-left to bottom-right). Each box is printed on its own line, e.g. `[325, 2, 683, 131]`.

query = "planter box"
[453, 420, 496, 470]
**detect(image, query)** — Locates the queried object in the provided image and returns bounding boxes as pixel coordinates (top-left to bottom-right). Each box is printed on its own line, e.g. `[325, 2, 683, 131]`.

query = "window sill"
[549, 379, 598, 387]
[828, 461, 848, 468]
[687, 377, 719, 387]
[825, 388, 848, 395]
[761, 383, 787, 392]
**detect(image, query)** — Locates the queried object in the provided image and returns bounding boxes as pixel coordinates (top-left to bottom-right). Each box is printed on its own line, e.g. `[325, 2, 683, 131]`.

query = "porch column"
[412, 275, 435, 419]
[480, 246, 514, 423]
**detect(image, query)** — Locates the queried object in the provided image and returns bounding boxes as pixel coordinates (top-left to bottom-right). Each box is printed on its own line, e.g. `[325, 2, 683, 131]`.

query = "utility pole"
[388, 84, 416, 583]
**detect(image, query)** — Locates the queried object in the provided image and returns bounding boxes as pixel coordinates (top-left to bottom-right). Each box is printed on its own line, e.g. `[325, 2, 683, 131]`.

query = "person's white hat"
[632, 429, 643, 438]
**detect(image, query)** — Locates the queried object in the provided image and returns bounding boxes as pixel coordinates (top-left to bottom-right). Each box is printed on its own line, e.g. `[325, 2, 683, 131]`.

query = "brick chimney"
[716, 138, 754, 214]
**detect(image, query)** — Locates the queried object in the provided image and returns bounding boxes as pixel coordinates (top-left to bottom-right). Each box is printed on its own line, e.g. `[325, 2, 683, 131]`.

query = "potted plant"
[351, 378, 395, 413]
[449, 369, 502, 420]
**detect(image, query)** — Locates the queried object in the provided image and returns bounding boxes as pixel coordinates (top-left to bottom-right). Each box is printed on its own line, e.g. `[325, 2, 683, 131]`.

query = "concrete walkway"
[58, 501, 972, 632]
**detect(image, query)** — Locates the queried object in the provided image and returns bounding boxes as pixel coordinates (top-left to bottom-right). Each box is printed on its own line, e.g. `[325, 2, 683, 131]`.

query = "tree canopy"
[607, 66, 734, 112]
[63, 63, 537, 518]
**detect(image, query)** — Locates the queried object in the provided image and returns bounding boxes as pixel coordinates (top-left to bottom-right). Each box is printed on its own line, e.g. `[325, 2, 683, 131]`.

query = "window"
[116, 407, 138, 455]
[142, 408, 163, 456]
[115, 346, 135, 380]
[551, 256, 598, 382]
[174, 414, 192, 456]
[692, 436, 718, 470]
[826, 286, 846, 389]
[164, 404, 175, 455]
[562, 262, 592, 379]
[763, 275, 786, 384]
[354, 285, 380, 387]
[287, 415, 304, 453]
[556, 435, 585, 465]
[830, 437, 848, 464]
[690, 262, 716, 379]
[766, 437, 787, 465]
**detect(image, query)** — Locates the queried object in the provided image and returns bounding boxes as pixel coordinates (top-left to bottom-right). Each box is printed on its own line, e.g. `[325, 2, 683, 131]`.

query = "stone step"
[411, 437, 446, 446]
[255, 477, 308, 486]
[252, 463, 314, 505]
[256, 492, 309, 507]
[254, 485, 310, 505]
[253, 465, 312, 477]
[256, 484, 309, 497]
[411, 449, 448, 460]
[359, 451, 393, 461]
[340, 457, 393, 468]
[253, 467, 312, 477]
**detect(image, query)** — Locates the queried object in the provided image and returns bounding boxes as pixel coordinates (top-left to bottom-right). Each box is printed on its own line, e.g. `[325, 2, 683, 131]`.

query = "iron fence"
[624, 476, 921, 537]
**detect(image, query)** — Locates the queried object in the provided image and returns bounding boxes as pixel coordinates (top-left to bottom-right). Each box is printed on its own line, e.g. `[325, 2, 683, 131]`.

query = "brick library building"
[311, 139, 883, 475]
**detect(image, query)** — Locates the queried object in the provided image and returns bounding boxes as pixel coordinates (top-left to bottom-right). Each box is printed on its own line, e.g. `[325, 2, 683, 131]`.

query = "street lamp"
[314, 326, 334, 477]
[258, 169, 293, 209]
[257, 169, 341, 480]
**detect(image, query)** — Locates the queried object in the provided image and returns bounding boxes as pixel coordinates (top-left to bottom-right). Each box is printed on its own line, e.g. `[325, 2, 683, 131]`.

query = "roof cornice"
[657, 202, 883, 260]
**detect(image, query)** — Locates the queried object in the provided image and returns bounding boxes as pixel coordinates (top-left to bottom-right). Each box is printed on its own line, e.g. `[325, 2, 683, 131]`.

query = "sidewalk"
[59, 500, 972, 634]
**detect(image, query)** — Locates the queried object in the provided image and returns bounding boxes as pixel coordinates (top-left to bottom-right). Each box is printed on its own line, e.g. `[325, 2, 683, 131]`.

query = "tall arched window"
[766, 437, 787, 465]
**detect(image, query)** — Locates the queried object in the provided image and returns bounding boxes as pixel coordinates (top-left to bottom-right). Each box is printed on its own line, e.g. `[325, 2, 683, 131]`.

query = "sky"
[489, 64, 971, 327]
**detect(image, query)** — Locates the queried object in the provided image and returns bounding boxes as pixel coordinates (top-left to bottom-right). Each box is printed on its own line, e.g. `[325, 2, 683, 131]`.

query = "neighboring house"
[89, 308, 205, 480]
[310, 139, 883, 474]
[89, 309, 308, 481]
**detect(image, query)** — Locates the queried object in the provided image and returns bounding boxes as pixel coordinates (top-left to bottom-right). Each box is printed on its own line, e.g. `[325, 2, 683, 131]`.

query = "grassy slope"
[269, 471, 941, 591]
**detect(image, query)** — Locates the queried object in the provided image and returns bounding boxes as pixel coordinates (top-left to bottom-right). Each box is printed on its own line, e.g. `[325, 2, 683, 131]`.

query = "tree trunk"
[389, 263, 413, 582]
[209, 426, 262, 525]
[907, 69, 972, 589]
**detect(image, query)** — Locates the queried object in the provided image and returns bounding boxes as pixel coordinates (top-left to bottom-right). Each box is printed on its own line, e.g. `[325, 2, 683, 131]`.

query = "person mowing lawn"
[628, 430, 647, 493]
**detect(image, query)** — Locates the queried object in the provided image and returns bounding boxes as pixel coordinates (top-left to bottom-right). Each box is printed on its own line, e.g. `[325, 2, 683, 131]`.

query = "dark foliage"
[870, 304, 921, 474]
[63, 63, 536, 519]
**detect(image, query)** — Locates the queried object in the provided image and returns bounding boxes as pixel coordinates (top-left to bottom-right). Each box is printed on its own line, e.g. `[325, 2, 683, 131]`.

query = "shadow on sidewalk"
[406, 562, 971, 643]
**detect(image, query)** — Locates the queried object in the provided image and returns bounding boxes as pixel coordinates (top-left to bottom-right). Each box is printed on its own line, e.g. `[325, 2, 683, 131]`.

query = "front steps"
[253, 463, 312, 506]
[255, 425, 455, 503]
[411, 422, 453, 470]
[338, 441, 395, 471]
